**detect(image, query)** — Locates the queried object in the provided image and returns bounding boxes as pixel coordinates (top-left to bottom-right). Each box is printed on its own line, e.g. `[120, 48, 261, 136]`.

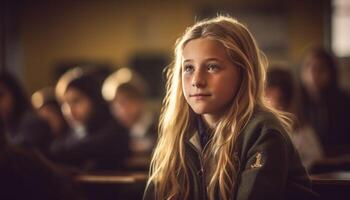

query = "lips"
[189, 93, 212, 98]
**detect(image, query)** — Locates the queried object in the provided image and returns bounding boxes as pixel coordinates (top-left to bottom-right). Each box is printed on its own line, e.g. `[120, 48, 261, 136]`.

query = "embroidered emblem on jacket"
[251, 152, 263, 169]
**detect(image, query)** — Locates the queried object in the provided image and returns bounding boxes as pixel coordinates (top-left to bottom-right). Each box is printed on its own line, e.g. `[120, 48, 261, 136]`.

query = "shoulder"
[20, 111, 49, 129]
[242, 108, 289, 141]
[236, 108, 294, 157]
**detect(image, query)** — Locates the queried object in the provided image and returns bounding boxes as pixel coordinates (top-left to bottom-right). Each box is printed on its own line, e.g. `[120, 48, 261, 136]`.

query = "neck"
[202, 113, 221, 130]
[306, 87, 322, 102]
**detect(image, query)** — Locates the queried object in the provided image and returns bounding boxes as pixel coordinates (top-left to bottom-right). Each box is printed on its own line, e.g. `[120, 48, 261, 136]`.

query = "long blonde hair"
[147, 15, 292, 200]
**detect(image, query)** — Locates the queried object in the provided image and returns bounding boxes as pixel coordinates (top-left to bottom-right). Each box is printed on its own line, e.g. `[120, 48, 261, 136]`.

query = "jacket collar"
[188, 130, 202, 152]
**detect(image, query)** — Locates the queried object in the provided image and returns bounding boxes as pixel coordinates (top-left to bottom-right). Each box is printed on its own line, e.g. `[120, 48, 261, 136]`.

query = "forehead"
[182, 37, 229, 61]
[304, 55, 330, 70]
[64, 87, 86, 99]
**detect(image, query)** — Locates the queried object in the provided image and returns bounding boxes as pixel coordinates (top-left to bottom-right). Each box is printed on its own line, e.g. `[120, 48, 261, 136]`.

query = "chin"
[191, 107, 212, 115]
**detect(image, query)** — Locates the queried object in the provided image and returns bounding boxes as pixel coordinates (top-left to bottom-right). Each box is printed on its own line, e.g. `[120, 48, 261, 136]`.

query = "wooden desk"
[76, 171, 350, 200]
[311, 171, 350, 185]
[76, 171, 148, 184]
[75, 171, 148, 200]
[311, 171, 350, 200]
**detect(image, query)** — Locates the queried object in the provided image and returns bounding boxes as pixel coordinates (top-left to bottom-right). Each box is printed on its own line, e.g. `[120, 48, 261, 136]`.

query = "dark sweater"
[143, 108, 318, 200]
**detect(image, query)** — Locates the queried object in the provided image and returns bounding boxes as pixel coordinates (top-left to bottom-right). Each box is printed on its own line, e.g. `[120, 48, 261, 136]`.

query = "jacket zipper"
[187, 142, 208, 200]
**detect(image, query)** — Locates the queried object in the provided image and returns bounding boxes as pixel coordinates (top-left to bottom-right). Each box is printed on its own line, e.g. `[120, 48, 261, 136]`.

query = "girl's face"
[111, 91, 143, 128]
[301, 55, 331, 93]
[62, 88, 93, 124]
[182, 37, 241, 124]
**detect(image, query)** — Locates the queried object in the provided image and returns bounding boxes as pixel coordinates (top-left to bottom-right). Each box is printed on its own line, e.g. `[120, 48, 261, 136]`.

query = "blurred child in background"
[299, 47, 350, 156]
[32, 87, 69, 140]
[52, 68, 130, 171]
[103, 68, 157, 157]
[266, 67, 323, 170]
[0, 71, 51, 154]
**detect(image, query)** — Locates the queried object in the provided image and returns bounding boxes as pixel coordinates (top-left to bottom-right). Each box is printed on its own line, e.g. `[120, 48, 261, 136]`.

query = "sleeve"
[235, 129, 290, 200]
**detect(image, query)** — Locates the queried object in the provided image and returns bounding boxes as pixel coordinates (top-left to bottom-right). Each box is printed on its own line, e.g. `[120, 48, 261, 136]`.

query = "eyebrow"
[183, 58, 222, 63]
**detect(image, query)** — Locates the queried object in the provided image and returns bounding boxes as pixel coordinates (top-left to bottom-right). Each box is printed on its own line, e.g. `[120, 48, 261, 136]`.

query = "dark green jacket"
[143, 109, 318, 200]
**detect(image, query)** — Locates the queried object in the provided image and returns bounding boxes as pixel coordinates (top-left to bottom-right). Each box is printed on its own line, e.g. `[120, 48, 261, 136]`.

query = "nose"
[191, 70, 206, 88]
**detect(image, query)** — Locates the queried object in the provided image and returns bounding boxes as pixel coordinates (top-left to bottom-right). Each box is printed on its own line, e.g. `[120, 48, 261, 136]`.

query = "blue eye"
[207, 64, 220, 72]
[183, 65, 194, 73]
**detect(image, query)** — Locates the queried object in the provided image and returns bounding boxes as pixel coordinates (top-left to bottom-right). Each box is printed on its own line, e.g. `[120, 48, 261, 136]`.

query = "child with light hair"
[143, 16, 317, 200]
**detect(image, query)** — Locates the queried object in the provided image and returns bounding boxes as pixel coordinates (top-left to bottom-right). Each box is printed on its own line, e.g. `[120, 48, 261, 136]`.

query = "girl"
[143, 16, 316, 200]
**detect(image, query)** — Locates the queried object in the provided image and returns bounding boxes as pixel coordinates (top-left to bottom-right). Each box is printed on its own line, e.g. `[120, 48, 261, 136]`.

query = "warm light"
[117, 68, 133, 84]
[31, 91, 44, 109]
[102, 67, 133, 101]
[55, 67, 84, 101]
[332, 0, 350, 57]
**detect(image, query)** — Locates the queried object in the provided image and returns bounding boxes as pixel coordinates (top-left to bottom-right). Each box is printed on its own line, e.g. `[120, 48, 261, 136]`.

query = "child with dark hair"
[52, 68, 130, 171]
[266, 67, 324, 170]
[0, 74, 79, 200]
[299, 47, 350, 156]
[103, 68, 157, 157]
[0, 71, 52, 154]
[32, 87, 69, 139]
[266, 68, 295, 111]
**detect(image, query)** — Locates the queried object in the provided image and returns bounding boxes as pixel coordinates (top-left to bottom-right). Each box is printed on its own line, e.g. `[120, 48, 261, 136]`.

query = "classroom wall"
[18, 0, 328, 93]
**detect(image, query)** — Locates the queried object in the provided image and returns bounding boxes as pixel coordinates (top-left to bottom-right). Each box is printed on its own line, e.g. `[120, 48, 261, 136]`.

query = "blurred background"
[1, 0, 349, 96]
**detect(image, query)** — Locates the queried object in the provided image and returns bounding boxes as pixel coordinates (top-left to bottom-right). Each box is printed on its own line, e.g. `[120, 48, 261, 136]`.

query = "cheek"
[216, 75, 240, 98]
[182, 75, 191, 100]
[0, 96, 13, 112]
[113, 102, 131, 120]
[82, 102, 92, 115]
[117, 104, 130, 118]
[318, 70, 331, 83]
[112, 101, 122, 112]
[303, 67, 315, 83]
[76, 101, 92, 120]
[218, 83, 235, 101]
